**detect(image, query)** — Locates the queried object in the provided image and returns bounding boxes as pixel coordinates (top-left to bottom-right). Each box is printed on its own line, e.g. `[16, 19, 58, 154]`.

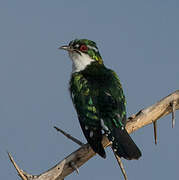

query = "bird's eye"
[80, 45, 88, 52]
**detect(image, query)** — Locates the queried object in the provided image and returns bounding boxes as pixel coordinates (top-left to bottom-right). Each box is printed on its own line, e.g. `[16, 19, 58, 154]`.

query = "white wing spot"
[100, 119, 109, 131]
[105, 92, 112, 96]
[90, 131, 93, 137]
[116, 113, 120, 118]
[71, 92, 75, 99]
[85, 126, 88, 130]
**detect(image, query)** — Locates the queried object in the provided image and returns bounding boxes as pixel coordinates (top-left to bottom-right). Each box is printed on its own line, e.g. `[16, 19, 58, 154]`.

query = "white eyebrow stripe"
[87, 45, 98, 52]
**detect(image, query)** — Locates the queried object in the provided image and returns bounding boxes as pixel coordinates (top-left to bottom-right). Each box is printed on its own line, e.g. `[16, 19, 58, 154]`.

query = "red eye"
[80, 45, 88, 52]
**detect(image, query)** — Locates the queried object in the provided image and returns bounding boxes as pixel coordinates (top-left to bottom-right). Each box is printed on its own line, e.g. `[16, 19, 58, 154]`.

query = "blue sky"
[0, 0, 179, 179]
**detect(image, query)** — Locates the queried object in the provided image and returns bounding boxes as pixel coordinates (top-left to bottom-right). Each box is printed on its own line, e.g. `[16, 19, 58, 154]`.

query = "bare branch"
[8, 90, 179, 180]
[126, 90, 179, 134]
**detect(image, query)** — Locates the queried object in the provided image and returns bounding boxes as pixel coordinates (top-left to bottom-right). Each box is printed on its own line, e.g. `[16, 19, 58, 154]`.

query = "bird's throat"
[69, 51, 95, 73]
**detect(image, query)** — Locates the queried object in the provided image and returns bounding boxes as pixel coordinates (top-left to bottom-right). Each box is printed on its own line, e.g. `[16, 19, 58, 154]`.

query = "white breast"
[69, 51, 95, 73]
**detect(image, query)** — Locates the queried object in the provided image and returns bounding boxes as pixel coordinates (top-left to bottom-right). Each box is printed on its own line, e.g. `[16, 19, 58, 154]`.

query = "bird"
[60, 39, 141, 160]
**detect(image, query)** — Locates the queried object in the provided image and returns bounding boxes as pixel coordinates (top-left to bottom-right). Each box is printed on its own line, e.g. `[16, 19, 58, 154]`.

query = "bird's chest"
[85, 73, 109, 89]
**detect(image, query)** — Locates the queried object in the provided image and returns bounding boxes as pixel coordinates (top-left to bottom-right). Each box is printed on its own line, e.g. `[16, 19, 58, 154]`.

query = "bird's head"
[60, 39, 103, 72]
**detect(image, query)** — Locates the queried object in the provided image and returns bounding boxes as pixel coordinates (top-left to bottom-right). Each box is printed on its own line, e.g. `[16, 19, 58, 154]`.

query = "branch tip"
[7, 152, 28, 180]
[112, 149, 128, 180]
[153, 121, 157, 145]
[171, 101, 176, 128]
[54, 126, 84, 146]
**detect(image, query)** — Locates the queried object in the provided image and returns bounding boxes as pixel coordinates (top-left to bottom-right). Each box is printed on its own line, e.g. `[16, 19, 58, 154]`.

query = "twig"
[112, 149, 128, 180]
[7, 152, 29, 180]
[153, 121, 157, 145]
[54, 126, 84, 146]
[171, 101, 176, 128]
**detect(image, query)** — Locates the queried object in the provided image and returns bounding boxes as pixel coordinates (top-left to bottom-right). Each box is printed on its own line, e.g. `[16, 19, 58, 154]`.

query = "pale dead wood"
[8, 90, 179, 180]
[54, 125, 127, 179]
[7, 152, 36, 180]
[8, 152, 27, 180]
[112, 149, 128, 180]
[125, 90, 179, 134]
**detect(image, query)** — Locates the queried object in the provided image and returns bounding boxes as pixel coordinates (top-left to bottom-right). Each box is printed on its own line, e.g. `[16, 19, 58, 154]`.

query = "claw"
[70, 161, 79, 174]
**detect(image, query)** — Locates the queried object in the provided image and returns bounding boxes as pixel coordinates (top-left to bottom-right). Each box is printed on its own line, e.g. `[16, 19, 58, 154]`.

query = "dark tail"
[79, 121, 106, 158]
[108, 127, 141, 160]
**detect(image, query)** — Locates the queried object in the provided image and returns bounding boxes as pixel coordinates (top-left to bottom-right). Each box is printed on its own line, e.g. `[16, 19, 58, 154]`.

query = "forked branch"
[8, 90, 179, 180]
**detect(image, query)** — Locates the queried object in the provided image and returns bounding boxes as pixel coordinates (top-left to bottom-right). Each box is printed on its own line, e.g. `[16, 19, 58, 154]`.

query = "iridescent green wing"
[69, 73, 106, 158]
[98, 69, 127, 129]
[98, 69, 141, 159]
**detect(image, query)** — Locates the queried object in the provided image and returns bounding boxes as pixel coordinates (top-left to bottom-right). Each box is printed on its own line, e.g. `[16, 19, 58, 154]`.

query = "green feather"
[69, 61, 126, 152]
